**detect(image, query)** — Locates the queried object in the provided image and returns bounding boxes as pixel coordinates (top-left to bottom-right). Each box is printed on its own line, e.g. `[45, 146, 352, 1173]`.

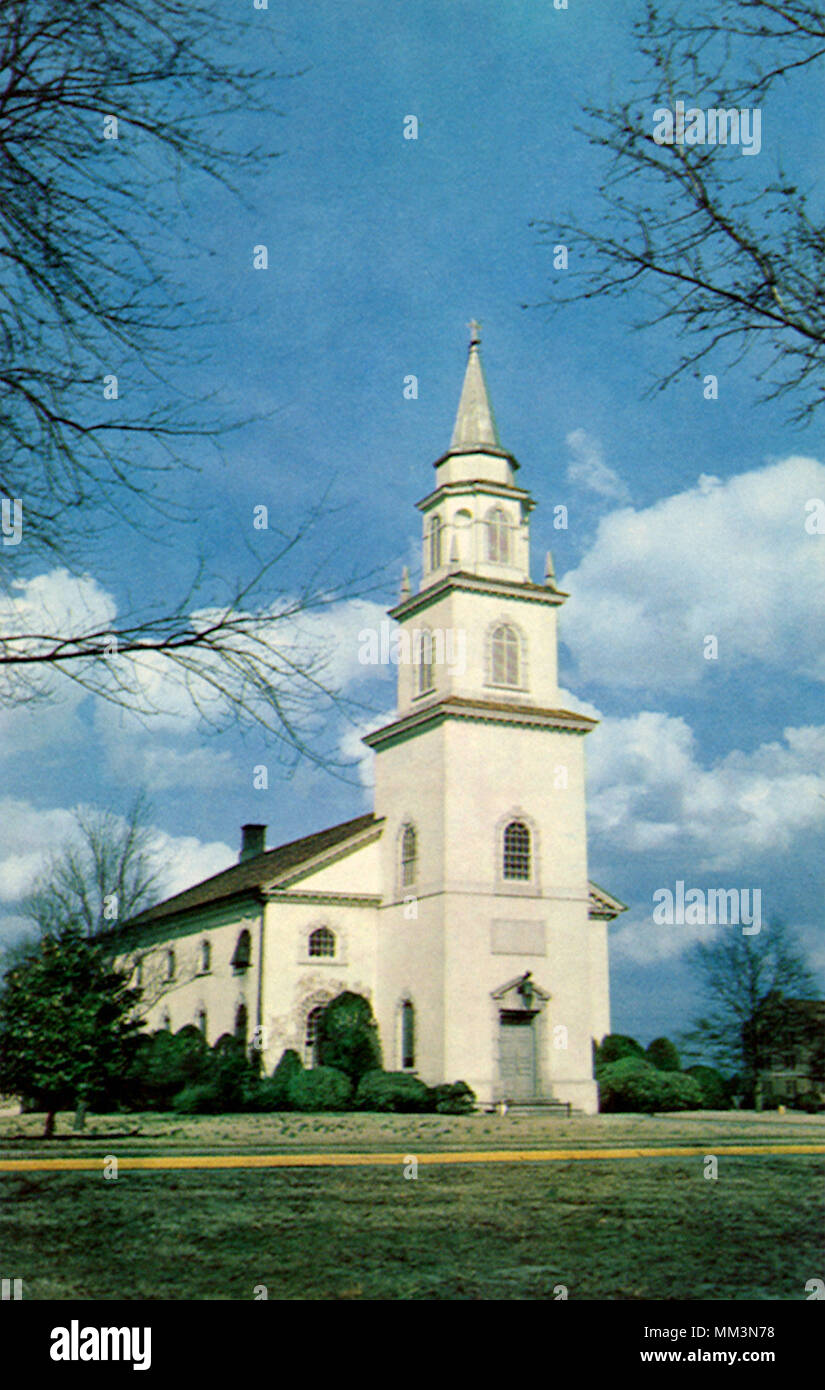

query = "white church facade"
[120, 326, 625, 1114]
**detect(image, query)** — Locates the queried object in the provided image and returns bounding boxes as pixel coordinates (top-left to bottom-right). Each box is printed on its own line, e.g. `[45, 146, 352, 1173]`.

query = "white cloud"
[565, 429, 629, 501]
[585, 711, 825, 873]
[560, 455, 825, 690]
[0, 797, 233, 914]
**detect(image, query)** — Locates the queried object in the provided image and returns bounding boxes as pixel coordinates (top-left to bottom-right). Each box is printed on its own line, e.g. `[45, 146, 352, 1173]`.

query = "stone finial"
[400, 566, 411, 600]
[544, 550, 556, 585]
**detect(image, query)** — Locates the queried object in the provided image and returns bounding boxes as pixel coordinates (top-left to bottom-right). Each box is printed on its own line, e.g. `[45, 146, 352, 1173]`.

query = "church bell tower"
[365, 324, 618, 1114]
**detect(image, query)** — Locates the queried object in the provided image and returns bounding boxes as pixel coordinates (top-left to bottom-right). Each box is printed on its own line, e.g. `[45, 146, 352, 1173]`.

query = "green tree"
[646, 1037, 681, 1072]
[316, 992, 382, 1085]
[0, 929, 142, 1135]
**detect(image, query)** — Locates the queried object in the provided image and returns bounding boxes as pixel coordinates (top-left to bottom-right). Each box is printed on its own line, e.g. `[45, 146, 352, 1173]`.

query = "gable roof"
[121, 809, 625, 934]
[126, 813, 380, 929]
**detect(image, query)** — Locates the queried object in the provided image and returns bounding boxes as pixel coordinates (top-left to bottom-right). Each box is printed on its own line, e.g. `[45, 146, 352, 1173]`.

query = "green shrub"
[598, 1057, 671, 1113]
[355, 1070, 432, 1112]
[316, 992, 382, 1084]
[685, 1064, 732, 1109]
[430, 1080, 476, 1115]
[129, 1026, 210, 1108]
[645, 1037, 681, 1072]
[246, 1077, 288, 1112]
[171, 1082, 223, 1114]
[287, 1066, 352, 1112]
[268, 1048, 303, 1110]
[595, 1034, 645, 1072]
[210, 1033, 259, 1110]
[656, 1071, 703, 1111]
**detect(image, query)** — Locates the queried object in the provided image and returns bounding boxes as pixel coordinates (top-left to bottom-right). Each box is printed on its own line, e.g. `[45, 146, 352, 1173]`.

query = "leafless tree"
[533, 1, 825, 422]
[22, 793, 162, 938]
[681, 920, 818, 1106]
[0, 1, 379, 766]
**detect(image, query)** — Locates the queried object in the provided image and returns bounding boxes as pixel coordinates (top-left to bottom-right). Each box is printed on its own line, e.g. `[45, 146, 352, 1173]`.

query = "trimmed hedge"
[598, 1056, 702, 1113]
[355, 1070, 431, 1112]
[286, 1066, 352, 1112]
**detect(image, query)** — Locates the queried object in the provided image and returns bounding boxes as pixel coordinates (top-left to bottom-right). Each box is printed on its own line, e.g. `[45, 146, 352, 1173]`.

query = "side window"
[232, 929, 252, 973]
[503, 820, 531, 880]
[429, 514, 442, 571]
[417, 629, 434, 694]
[486, 507, 510, 564]
[400, 824, 418, 887]
[490, 623, 521, 687]
[401, 1000, 416, 1070]
[308, 926, 336, 958]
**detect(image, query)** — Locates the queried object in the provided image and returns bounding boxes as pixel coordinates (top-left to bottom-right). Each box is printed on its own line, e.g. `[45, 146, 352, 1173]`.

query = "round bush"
[430, 1080, 476, 1115]
[645, 1037, 681, 1072]
[598, 1057, 670, 1113]
[316, 993, 382, 1084]
[685, 1064, 731, 1110]
[595, 1034, 645, 1071]
[656, 1071, 703, 1111]
[355, 1070, 432, 1113]
[286, 1066, 352, 1112]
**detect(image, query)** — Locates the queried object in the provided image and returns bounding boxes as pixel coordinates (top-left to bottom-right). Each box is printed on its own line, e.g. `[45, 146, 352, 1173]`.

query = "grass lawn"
[1, 1110, 823, 1300]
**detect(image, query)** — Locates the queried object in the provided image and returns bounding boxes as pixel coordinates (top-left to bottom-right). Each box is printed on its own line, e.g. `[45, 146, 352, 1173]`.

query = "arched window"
[503, 821, 531, 880]
[305, 1005, 325, 1067]
[196, 1008, 207, 1037]
[400, 824, 418, 887]
[308, 926, 336, 958]
[453, 509, 472, 565]
[491, 623, 520, 687]
[401, 1000, 416, 1070]
[487, 507, 510, 564]
[160, 1011, 171, 1031]
[234, 1002, 248, 1044]
[232, 928, 252, 973]
[417, 629, 434, 694]
[134, 956, 144, 987]
[199, 939, 211, 974]
[166, 948, 176, 981]
[429, 514, 442, 571]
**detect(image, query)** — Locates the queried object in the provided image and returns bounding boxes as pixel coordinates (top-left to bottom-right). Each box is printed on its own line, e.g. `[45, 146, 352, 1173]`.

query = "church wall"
[372, 725, 449, 1082]
[284, 835, 382, 895]
[588, 920, 612, 1044]
[258, 897, 379, 1074]
[116, 898, 263, 1044]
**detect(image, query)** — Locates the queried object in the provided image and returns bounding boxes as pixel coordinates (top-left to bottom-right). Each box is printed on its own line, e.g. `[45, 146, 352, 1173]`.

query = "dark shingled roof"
[127, 813, 380, 928]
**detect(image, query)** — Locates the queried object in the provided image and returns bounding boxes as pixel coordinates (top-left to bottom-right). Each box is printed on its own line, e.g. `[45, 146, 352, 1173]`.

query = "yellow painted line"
[0, 1144, 823, 1172]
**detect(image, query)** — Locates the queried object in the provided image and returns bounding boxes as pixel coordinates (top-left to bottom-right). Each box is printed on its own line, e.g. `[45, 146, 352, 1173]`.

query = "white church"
[122, 326, 625, 1114]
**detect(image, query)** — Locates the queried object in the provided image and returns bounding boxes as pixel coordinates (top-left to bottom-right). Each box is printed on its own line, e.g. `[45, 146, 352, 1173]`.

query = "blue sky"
[1, 0, 823, 1049]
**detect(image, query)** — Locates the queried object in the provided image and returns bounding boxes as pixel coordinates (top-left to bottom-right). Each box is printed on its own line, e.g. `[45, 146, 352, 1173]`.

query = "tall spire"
[449, 320, 501, 450]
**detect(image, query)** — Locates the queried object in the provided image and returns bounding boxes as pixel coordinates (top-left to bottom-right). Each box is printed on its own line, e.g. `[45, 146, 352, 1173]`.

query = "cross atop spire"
[450, 319, 500, 450]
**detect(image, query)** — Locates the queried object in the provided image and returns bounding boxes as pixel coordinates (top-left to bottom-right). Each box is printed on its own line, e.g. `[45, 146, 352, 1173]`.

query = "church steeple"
[449, 321, 501, 451]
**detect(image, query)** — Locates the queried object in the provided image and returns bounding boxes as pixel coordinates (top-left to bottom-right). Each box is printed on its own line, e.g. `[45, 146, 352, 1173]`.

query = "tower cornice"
[363, 695, 597, 752]
[417, 478, 534, 513]
[388, 570, 568, 622]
